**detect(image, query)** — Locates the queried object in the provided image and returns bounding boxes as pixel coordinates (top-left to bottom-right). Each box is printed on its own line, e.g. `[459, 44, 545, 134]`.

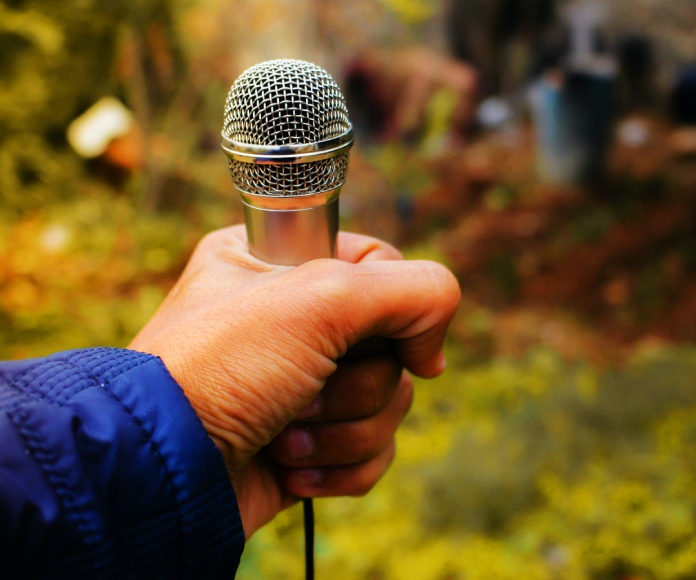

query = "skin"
[129, 225, 460, 538]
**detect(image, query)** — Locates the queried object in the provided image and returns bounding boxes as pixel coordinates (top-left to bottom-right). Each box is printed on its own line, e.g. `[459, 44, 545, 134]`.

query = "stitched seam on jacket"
[2, 350, 173, 570]
[2, 349, 148, 407]
[1, 358, 108, 556]
[4, 350, 215, 572]
[6, 406, 102, 546]
[0, 382, 34, 413]
[66, 348, 146, 383]
[177, 482, 242, 565]
[0, 364, 55, 413]
[4, 359, 95, 409]
[62, 353, 187, 564]
[61, 353, 180, 498]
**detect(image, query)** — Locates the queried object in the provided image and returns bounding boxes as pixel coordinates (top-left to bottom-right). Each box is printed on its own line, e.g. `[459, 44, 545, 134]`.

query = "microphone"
[221, 59, 353, 266]
[221, 58, 354, 579]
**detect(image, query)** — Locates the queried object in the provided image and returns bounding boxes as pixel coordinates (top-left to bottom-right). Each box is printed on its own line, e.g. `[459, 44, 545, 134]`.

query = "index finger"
[336, 232, 403, 264]
[201, 227, 401, 265]
[288, 257, 461, 378]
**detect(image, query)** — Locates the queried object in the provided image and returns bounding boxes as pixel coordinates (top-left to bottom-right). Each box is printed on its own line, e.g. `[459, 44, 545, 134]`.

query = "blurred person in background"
[446, 0, 557, 95]
[345, 46, 479, 143]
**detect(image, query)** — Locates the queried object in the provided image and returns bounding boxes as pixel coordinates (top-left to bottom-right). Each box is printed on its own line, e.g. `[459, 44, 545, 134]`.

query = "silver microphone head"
[220, 59, 353, 265]
[221, 59, 353, 197]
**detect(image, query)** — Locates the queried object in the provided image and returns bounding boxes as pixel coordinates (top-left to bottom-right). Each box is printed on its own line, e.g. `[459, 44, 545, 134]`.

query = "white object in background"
[477, 97, 514, 130]
[67, 97, 134, 158]
[617, 118, 651, 148]
[561, 1, 615, 75]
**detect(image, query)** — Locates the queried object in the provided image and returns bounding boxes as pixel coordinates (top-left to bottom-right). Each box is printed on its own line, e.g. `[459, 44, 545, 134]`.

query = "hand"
[129, 226, 460, 537]
[267, 336, 414, 496]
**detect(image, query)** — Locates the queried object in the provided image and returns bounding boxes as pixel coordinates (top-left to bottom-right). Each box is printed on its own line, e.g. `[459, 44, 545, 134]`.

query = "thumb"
[293, 258, 460, 377]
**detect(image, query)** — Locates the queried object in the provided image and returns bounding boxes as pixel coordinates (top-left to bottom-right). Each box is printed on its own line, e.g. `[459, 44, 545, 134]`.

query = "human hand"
[129, 226, 460, 537]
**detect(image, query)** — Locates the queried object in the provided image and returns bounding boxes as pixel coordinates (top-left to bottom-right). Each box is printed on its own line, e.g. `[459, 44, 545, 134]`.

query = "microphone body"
[240, 188, 339, 264]
[221, 59, 353, 266]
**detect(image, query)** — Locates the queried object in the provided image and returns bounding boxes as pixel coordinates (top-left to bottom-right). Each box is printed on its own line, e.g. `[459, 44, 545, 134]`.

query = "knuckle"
[294, 260, 357, 354]
[362, 369, 383, 416]
[436, 264, 462, 316]
[197, 230, 217, 249]
[350, 442, 396, 497]
[296, 260, 354, 305]
[375, 240, 403, 261]
[421, 260, 461, 308]
[362, 356, 403, 416]
[341, 232, 403, 262]
[397, 373, 415, 417]
[197, 229, 226, 252]
[351, 426, 376, 461]
[350, 479, 377, 498]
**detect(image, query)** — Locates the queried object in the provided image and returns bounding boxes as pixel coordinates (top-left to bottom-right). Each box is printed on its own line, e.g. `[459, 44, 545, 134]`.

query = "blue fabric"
[0, 348, 244, 579]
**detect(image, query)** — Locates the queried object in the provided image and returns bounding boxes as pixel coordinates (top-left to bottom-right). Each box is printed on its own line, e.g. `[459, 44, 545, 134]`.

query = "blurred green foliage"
[1, 0, 126, 214]
[0, 0, 232, 356]
[377, 0, 439, 24]
[0, 186, 189, 357]
[240, 345, 696, 579]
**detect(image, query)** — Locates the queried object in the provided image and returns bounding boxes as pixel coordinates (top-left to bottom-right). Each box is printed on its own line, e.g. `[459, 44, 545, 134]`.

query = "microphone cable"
[303, 498, 315, 580]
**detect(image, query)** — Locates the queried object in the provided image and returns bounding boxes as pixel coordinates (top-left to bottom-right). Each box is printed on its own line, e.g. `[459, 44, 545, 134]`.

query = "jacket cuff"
[91, 348, 245, 576]
[0, 347, 244, 578]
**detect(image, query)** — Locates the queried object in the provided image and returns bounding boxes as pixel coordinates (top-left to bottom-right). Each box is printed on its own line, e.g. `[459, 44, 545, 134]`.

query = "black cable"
[303, 498, 315, 580]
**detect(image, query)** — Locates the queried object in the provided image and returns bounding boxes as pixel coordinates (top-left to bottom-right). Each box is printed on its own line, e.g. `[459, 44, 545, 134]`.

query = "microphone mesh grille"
[223, 59, 351, 196]
[226, 154, 349, 197]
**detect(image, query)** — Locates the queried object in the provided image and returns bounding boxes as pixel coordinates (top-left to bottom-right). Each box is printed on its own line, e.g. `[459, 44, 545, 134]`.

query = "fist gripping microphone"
[221, 59, 353, 266]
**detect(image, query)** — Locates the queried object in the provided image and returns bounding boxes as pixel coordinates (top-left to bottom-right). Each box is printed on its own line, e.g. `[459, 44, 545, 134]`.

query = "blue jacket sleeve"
[0, 348, 244, 579]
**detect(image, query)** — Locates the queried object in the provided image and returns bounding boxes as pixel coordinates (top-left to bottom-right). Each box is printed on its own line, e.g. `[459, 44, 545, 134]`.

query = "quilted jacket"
[0, 348, 244, 579]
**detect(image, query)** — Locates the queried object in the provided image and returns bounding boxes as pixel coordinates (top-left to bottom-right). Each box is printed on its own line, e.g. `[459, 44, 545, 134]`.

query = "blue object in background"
[670, 67, 696, 126]
[530, 70, 615, 186]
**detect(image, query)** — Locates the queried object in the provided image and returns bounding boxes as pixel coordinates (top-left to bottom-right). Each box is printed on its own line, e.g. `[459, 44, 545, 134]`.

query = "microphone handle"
[242, 186, 344, 580]
[242, 187, 342, 265]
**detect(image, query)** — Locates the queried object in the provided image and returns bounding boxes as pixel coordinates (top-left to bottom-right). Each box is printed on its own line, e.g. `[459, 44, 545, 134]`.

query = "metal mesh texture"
[227, 153, 349, 196]
[223, 59, 351, 196]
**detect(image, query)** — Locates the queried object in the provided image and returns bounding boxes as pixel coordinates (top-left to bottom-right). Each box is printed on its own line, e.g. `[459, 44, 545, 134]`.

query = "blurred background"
[2, 0, 696, 577]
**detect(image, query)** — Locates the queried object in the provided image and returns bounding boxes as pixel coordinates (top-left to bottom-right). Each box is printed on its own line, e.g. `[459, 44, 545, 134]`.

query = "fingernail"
[295, 468, 324, 489]
[297, 396, 322, 420]
[287, 427, 315, 459]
